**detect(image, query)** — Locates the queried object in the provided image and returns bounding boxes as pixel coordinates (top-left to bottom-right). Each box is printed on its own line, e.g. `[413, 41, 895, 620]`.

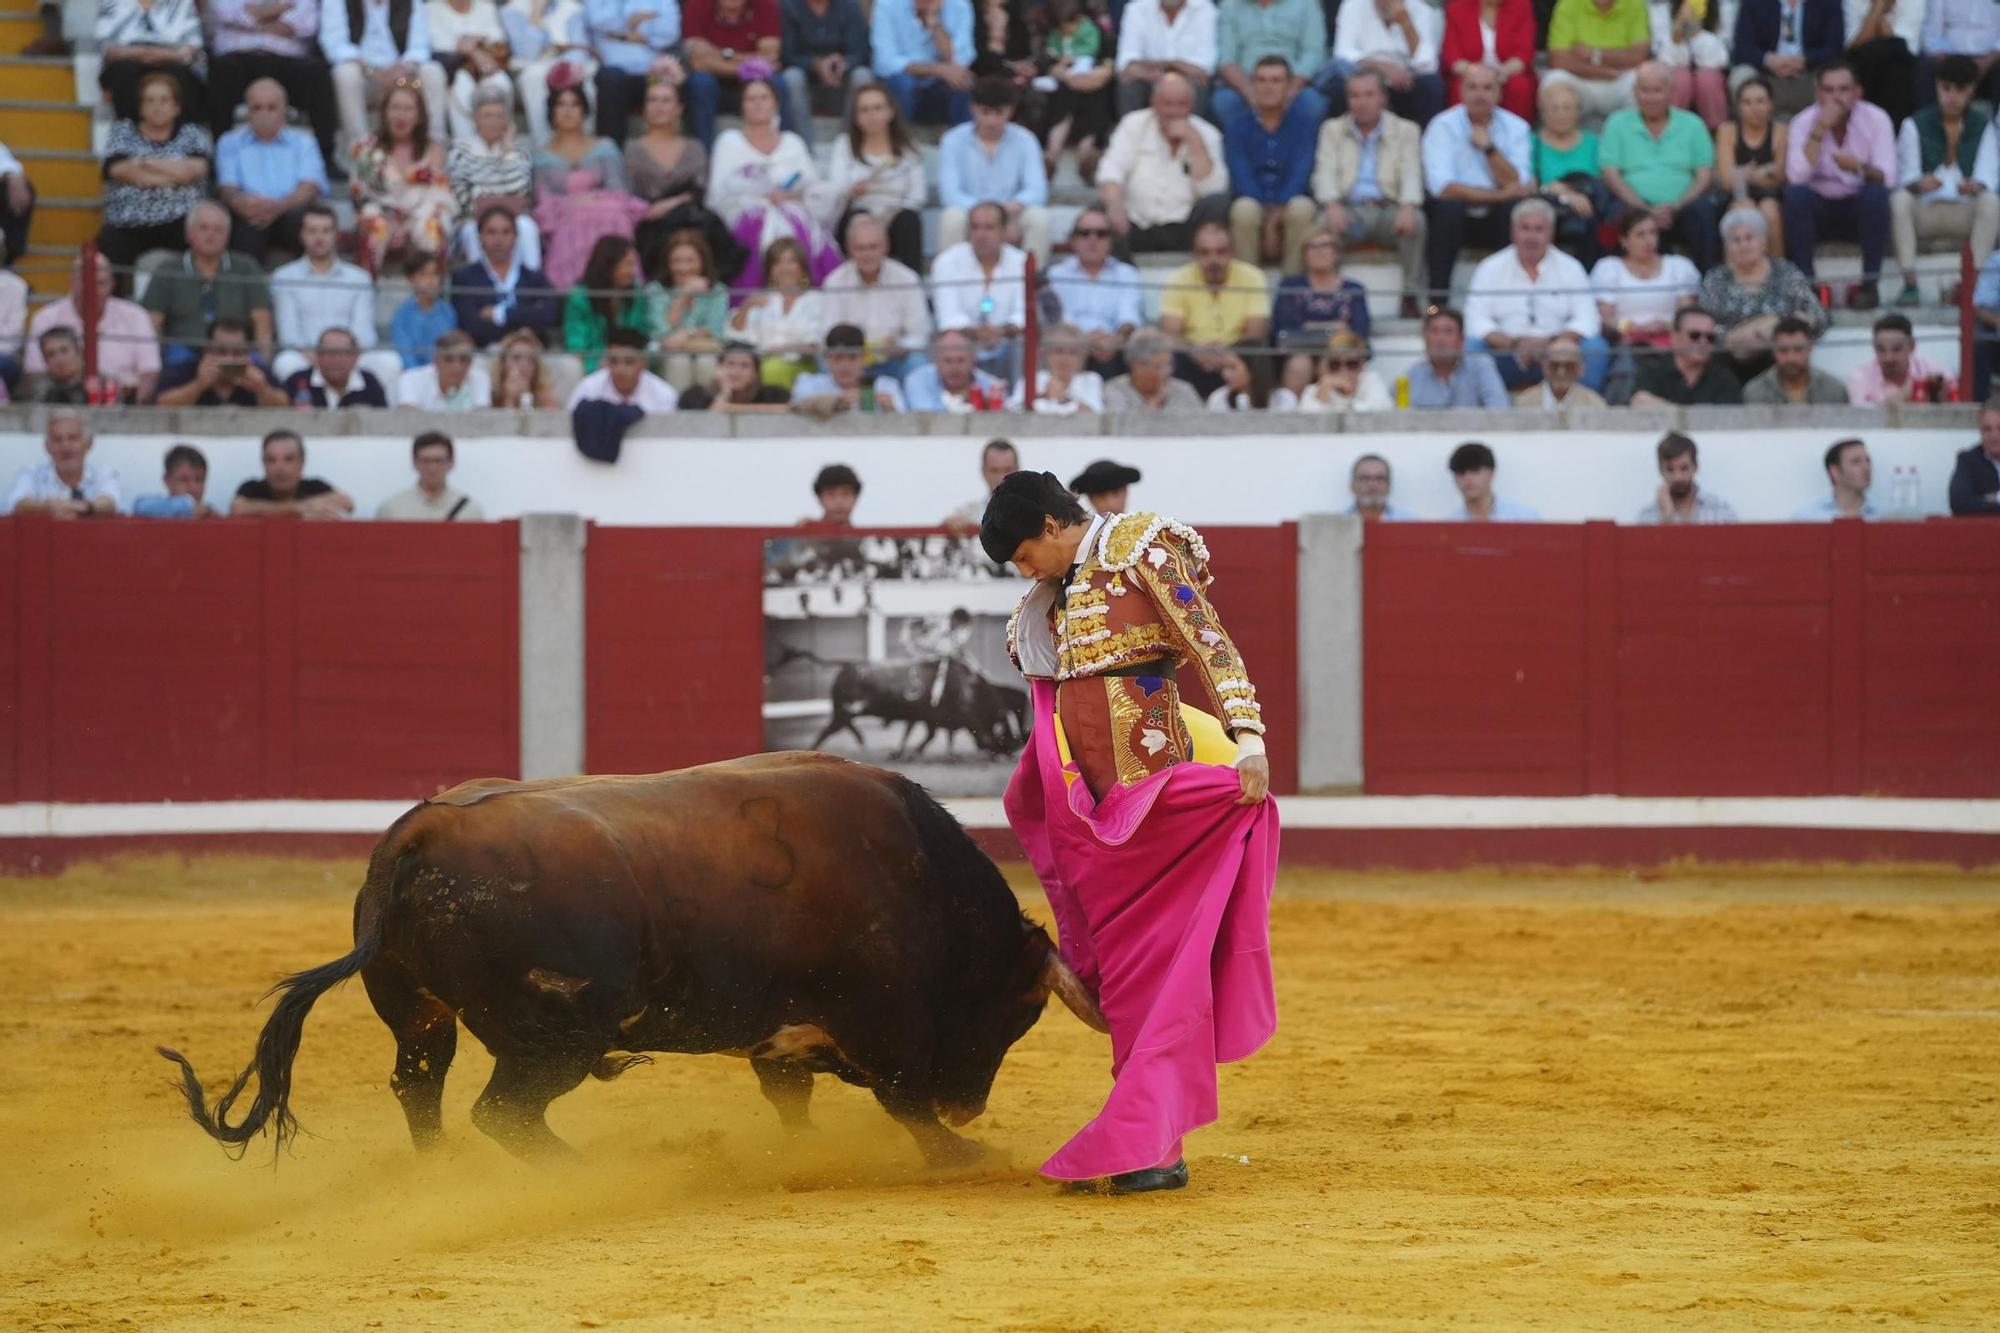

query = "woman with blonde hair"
[1297, 331, 1392, 411]
[492, 328, 561, 408]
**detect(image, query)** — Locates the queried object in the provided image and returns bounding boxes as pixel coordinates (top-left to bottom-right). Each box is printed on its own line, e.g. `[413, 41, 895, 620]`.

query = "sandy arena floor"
[3, 856, 1998, 1331]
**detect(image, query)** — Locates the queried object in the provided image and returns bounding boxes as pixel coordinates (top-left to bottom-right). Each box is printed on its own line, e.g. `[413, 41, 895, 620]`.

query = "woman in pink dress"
[984, 470, 1279, 1195]
[531, 80, 647, 289]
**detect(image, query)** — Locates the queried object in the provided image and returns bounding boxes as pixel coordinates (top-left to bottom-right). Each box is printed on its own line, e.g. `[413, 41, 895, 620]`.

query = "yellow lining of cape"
[1052, 702, 1240, 786]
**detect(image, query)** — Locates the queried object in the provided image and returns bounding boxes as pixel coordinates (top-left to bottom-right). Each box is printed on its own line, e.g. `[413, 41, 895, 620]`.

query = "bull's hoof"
[923, 1135, 992, 1171]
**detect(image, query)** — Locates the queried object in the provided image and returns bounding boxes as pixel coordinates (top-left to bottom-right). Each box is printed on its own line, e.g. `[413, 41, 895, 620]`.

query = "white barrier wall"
[0, 406, 1981, 526]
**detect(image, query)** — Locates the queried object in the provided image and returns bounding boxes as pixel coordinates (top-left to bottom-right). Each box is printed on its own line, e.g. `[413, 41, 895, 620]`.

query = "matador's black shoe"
[1108, 1159, 1189, 1195]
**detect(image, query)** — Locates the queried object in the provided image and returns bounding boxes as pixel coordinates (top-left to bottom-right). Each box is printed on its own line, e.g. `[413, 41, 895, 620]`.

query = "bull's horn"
[1042, 952, 1110, 1034]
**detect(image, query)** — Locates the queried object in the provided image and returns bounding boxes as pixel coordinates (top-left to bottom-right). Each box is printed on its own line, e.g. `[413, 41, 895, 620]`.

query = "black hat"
[1068, 458, 1142, 496]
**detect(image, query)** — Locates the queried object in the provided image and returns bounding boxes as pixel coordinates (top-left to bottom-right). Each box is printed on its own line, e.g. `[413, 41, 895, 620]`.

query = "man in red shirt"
[684, 0, 787, 147]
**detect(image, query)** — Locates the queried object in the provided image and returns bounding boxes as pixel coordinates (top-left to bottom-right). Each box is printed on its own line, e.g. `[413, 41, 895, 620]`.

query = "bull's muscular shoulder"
[1095, 512, 1213, 576]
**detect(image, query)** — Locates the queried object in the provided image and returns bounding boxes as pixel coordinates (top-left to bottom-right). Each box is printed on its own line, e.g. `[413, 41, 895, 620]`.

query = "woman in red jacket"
[1440, 0, 1536, 122]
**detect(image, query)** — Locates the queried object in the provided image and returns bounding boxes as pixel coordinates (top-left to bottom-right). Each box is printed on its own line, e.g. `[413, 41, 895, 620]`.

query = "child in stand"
[1039, 0, 1113, 183]
[390, 251, 459, 369]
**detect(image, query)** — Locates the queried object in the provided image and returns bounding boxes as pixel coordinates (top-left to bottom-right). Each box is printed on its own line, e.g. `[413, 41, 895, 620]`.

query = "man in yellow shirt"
[1158, 220, 1270, 396]
[1539, 0, 1650, 125]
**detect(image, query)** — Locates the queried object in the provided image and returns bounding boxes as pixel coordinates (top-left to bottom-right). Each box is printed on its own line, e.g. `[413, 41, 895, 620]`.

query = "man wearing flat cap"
[1069, 458, 1142, 515]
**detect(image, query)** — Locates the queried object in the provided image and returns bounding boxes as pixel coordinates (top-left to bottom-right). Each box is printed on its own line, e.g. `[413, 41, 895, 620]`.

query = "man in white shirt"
[1115, 0, 1219, 116]
[1046, 205, 1144, 377]
[321, 0, 450, 154]
[1323, 0, 1444, 125]
[6, 412, 122, 517]
[398, 330, 494, 408]
[1420, 62, 1534, 305]
[1792, 436, 1878, 520]
[272, 205, 385, 382]
[821, 214, 932, 381]
[1445, 441, 1540, 521]
[1463, 197, 1607, 391]
[377, 430, 489, 520]
[1097, 71, 1232, 252]
[567, 327, 681, 410]
[929, 200, 1028, 384]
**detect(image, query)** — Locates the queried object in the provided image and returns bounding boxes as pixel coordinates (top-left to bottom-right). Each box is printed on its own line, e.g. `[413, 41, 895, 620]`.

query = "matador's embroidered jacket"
[1006, 512, 1264, 797]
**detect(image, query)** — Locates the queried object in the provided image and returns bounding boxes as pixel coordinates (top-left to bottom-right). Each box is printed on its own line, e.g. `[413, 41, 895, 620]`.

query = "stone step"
[30, 196, 100, 248]
[0, 9, 42, 48]
[14, 146, 98, 198]
[0, 99, 91, 152]
[0, 53, 73, 99]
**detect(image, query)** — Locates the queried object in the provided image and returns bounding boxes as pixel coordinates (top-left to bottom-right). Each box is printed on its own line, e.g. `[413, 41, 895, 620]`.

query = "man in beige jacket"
[1310, 66, 1427, 318]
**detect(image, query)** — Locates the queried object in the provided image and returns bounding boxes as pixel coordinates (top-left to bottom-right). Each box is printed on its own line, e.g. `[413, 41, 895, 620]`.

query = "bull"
[157, 752, 1106, 1167]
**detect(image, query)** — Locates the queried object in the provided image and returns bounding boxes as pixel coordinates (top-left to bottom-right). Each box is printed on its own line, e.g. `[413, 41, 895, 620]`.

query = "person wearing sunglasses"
[1046, 207, 1143, 377]
[1629, 304, 1743, 405]
[1297, 329, 1392, 410]
[1510, 329, 1604, 407]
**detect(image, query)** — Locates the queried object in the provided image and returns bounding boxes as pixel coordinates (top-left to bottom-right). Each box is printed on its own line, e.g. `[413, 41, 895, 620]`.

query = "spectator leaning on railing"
[231, 430, 355, 520]
[6, 413, 122, 518]
[131, 444, 220, 519]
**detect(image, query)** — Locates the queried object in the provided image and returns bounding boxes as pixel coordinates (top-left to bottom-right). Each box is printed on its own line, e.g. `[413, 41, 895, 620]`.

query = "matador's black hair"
[980, 470, 1086, 565]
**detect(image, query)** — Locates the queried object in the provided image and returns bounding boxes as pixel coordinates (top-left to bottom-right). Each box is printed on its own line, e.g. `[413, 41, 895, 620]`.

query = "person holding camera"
[151, 319, 291, 407]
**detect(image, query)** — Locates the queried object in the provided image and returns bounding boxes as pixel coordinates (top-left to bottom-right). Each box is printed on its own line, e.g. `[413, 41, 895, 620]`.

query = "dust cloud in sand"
[4, 856, 1999, 1330]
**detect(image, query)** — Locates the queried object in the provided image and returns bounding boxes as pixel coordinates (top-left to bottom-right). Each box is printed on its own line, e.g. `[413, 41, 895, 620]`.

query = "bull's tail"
[156, 840, 408, 1157]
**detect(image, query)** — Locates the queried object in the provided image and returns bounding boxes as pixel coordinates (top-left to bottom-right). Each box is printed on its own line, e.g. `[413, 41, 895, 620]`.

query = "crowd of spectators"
[12, 0, 2000, 413]
[17, 412, 2000, 525]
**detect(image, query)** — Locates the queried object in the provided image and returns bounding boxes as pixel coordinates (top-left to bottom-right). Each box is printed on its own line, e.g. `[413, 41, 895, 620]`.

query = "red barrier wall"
[1363, 520, 2000, 797]
[583, 525, 1302, 794]
[1, 519, 520, 802]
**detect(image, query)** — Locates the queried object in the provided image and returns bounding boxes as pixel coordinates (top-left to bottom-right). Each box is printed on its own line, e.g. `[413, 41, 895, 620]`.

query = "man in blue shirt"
[1405, 306, 1511, 408]
[588, 0, 685, 141]
[1793, 437, 1879, 520]
[215, 78, 329, 265]
[1445, 441, 1541, 521]
[1419, 62, 1533, 304]
[1224, 55, 1318, 271]
[1046, 206, 1144, 378]
[938, 77, 1051, 261]
[873, 0, 974, 127]
[903, 328, 1006, 409]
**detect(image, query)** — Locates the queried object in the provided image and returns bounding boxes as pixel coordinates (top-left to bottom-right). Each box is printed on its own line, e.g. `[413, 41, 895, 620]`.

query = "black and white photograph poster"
[763, 534, 1027, 796]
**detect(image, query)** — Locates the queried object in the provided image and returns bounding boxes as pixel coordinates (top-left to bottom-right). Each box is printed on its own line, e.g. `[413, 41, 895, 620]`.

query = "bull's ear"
[1041, 951, 1110, 1034]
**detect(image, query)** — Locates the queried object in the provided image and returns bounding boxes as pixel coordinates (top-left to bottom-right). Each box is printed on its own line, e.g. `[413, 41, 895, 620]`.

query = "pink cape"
[1004, 679, 1279, 1181]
